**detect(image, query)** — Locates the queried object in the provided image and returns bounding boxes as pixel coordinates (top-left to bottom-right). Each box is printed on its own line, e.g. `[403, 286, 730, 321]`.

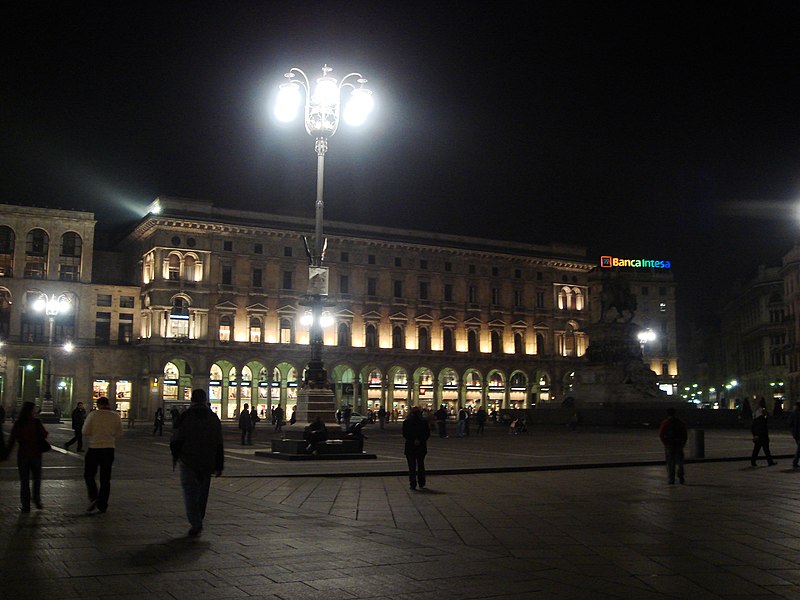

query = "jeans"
[179, 462, 212, 531]
[18, 454, 42, 509]
[406, 453, 426, 489]
[84, 448, 115, 510]
[456, 420, 465, 437]
[664, 444, 684, 483]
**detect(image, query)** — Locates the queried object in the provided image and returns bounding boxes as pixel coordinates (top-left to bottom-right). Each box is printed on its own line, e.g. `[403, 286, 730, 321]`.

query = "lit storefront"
[365, 369, 383, 412]
[486, 372, 505, 411]
[391, 369, 409, 418]
[441, 368, 459, 413]
[464, 371, 483, 409]
[509, 372, 527, 409]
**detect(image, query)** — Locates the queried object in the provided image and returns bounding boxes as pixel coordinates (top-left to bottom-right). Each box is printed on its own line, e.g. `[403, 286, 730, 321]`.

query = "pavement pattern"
[2, 418, 800, 599]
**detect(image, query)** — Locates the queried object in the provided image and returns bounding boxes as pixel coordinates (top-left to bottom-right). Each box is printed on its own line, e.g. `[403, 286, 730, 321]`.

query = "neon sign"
[600, 256, 671, 269]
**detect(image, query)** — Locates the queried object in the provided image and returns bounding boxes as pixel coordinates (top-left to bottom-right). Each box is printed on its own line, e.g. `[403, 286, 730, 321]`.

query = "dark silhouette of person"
[304, 416, 328, 454]
[434, 404, 448, 438]
[751, 407, 777, 467]
[2, 401, 48, 512]
[171, 389, 224, 537]
[153, 407, 164, 436]
[273, 405, 284, 432]
[239, 403, 253, 445]
[65, 401, 87, 451]
[658, 407, 688, 484]
[790, 403, 800, 468]
[403, 406, 430, 490]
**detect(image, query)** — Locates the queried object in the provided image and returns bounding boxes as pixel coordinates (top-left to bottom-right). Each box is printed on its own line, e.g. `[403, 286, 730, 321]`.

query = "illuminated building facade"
[0, 198, 679, 420]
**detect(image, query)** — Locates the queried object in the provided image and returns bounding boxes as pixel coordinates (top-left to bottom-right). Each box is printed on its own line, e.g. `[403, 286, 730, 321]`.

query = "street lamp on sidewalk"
[32, 292, 71, 417]
[275, 65, 373, 421]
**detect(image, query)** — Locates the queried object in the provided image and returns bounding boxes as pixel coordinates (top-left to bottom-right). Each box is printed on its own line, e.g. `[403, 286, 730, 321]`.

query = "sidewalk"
[2, 422, 800, 599]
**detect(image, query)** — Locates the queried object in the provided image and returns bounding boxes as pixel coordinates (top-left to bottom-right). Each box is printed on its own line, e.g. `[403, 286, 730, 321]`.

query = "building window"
[59, 232, 82, 281]
[368, 254, 376, 265]
[444, 283, 453, 302]
[419, 281, 429, 301]
[95, 312, 111, 345]
[280, 318, 293, 343]
[365, 323, 377, 348]
[537, 272, 543, 281]
[492, 287, 500, 305]
[252, 268, 262, 288]
[514, 332, 524, 354]
[659, 302, 667, 313]
[340, 252, 349, 263]
[536, 291, 545, 309]
[0, 226, 15, 277]
[340, 274, 350, 294]
[219, 315, 232, 342]
[222, 265, 233, 286]
[284, 246, 293, 257]
[513, 290, 522, 308]
[443, 328, 455, 352]
[420, 260, 428, 270]
[492, 267, 499, 277]
[659, 287, 667, 296]
[394, 257, 402, 267]
[24, 229, 48, 279]
[282, 270, 293, 290]
[392, 325, 405, 349]
[445, 262, 452, 272]
[418, 326, 430, 351]
[337, 322, 351, 346]
[120, 296, 135, 308]
[118, 314, 133, 345]
[167, 254, 180, 280]
[641, 287, 649, 296]
[393, 280, 403, 299]
[254, 243, 263, 254]
[491, 330, 502, 354]
[367, 277, 377, 296]
[468, 330, 479, 353]
[97, 294, 112, 307]
[223, 241, 233, 252]
[0, 289, 10, 337]
[469, 264, 476, 274]
[469, 285, 477, 304]
[514, 269, 521, 279]
[168, 297, 190, 339]
[21, 311, 45, 343]
[249, 317, 262, 342]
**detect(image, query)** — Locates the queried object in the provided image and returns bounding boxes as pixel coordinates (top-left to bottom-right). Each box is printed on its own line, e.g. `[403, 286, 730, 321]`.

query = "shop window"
[0, 226, 15, 277]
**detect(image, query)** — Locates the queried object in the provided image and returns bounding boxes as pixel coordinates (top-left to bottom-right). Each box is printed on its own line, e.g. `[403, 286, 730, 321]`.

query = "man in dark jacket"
[658, 407, 688, 484]
[239, 403, 253, 445]
[403, 406, 430, 490]
[751, 407, 777, 467]
[171, 389, 224, 537]
[434, 405, 448, 438]
[64, 402, 87, 452]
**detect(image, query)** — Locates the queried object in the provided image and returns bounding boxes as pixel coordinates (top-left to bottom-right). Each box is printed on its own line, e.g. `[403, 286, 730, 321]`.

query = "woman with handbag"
[2, 401, 49, 512]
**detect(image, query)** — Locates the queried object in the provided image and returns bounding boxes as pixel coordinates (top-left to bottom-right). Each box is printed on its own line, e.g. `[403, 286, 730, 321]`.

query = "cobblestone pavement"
[2, 420, 800, 599]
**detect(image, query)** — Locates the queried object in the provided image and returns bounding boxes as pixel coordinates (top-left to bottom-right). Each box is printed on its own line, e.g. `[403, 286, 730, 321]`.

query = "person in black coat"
[751, 407, 777, 467]
[790, 403, 800, 468]
[403, 406, 430, 490]
[64, 402, 87, 451]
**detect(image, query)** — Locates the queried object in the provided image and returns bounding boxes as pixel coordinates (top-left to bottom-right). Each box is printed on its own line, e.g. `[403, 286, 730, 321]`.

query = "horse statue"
[599, 276, 637, 323]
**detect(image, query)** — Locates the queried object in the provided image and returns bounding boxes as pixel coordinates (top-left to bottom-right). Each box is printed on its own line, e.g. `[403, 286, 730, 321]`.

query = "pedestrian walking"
[658, 407, 688, 484]
[273, 404, 284, 432]
[153, 407, 164, 436]
[127, 410, 135, 429]
[378, 406, 386, 430]
[475, 406, 487, 435]
[403, 406, 430, 490]
[64, 401, 87, 452]
[456, 407, 467, 437]
[751, 407, 777, 466]
[82, 396, 124, 513]
[790, 403, 800, 468]
[239, 403, 253, 445]
[170, 407, 180, 429]
[1, 401, 49, 512]
[170, 389, 224, 537]
[434, 404, 448, 438]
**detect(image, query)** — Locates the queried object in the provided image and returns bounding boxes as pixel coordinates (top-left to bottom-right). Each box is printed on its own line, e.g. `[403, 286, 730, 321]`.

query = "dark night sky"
[4, 1, 800, 335]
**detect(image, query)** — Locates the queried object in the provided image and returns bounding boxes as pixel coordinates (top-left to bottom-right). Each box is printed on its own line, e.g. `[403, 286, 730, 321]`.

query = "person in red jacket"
[658, 407, 688, 485]
[2, 401, 49, 512]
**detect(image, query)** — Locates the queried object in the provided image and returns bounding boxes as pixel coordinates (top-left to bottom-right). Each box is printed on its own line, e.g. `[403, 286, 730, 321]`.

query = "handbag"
[38, 437, 52, 453]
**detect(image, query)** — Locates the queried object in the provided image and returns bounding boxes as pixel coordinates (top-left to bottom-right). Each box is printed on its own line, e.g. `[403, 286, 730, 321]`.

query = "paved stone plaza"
[2, 419, 800, 599]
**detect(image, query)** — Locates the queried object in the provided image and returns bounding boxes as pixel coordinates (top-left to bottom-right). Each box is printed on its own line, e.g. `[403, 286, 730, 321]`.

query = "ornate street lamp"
[32, 292, 71, 417]
[637, 328, 656, 357]
[275, 65, 373, 422]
